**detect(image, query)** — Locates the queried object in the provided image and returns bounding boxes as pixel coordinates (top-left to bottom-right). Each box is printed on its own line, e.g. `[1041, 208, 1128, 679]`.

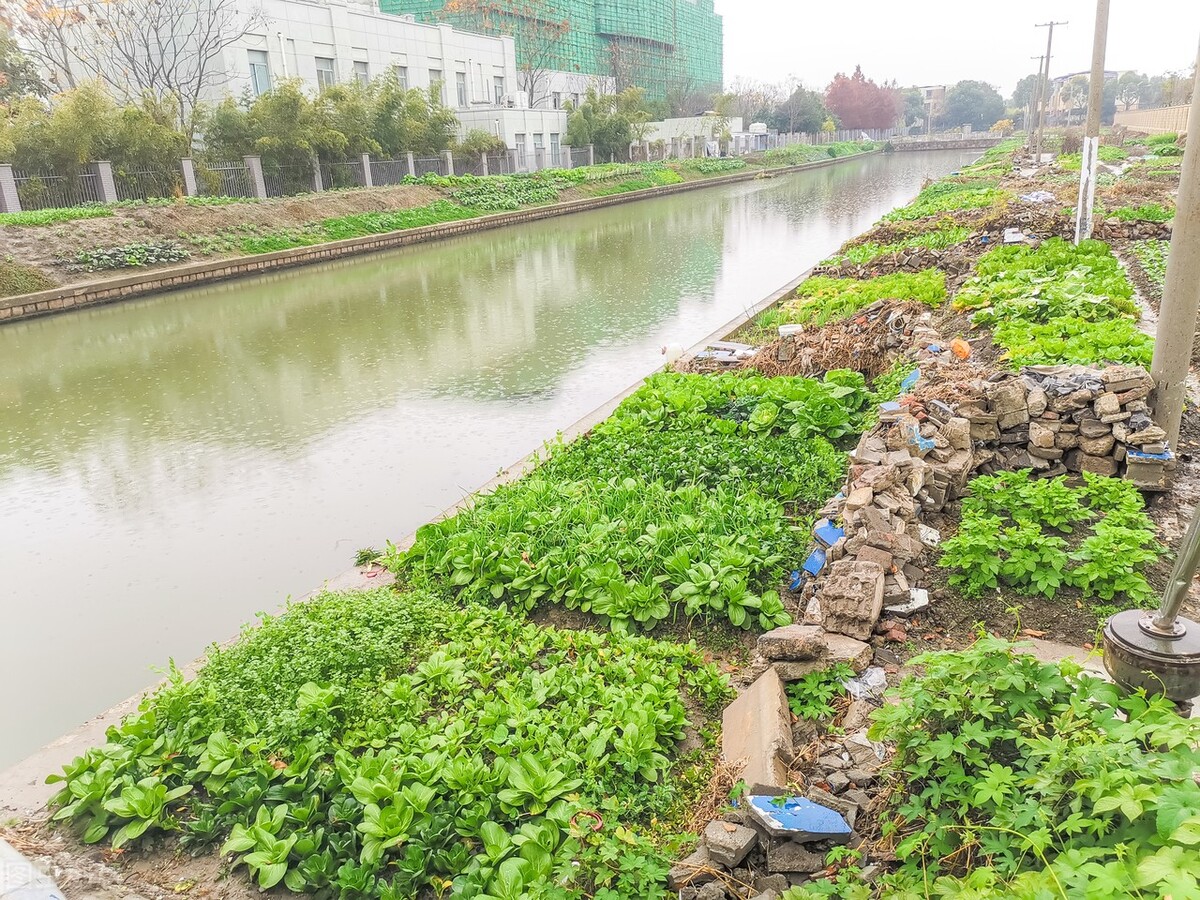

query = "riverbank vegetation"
[0, 144, 878, 298]
[43, 134, 1189, 899]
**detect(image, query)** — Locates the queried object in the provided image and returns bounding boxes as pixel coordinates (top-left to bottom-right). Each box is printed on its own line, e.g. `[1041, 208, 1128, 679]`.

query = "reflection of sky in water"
[0, 150, 978, 767]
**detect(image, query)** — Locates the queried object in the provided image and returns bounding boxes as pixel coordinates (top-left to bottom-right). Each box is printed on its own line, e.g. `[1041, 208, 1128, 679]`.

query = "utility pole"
[1149, 42, 1200, 449]
[1034, 20, 1067, 163]
[1028, 55, 1045, 148]
[1074, 0, 1110, 244]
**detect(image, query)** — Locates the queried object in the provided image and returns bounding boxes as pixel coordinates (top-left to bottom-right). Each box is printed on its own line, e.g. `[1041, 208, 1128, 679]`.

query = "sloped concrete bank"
[0, 154, 873, 326]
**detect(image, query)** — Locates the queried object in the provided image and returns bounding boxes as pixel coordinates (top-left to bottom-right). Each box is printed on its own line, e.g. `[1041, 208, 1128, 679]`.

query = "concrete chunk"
[704, 820, 758, 867]
[723, 669, 793, 787]
[668, 846, 717, 888]
[820, 560, 885, 641]
[758, 625, 827, 661]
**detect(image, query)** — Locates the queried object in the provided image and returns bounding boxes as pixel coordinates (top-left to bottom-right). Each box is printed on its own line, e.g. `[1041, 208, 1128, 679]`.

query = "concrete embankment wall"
[0, 154, 874, 326]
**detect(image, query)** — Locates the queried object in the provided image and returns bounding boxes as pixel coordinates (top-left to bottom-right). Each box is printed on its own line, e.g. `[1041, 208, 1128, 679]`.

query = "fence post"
[0, 164, 20, 212]
[481, 152, 490, 176]
[587, 144, 595, 166]
[243, 155, 267, 199]
[93, 161, 119, 203]
[180, 158, 199, 197]
[443, 150, 455, 176]
[361, 153, 374, 188]
[508, 149, 519, 173]
[534, 148, 545, 170]
[405, 152, 416, 178]
[560, 145, 571, 169]
[311, 158, 324, 192]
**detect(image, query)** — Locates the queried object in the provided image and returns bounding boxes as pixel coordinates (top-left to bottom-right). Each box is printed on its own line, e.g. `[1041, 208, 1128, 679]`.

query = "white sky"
[719, 1, 1200, 97]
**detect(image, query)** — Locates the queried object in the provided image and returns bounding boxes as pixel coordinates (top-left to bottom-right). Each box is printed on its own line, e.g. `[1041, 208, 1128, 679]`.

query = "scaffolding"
[380, 0, 723, 101]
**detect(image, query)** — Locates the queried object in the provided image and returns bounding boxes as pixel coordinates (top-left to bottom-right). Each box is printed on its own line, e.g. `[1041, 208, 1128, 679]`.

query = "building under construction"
[379, 0, 723, 103]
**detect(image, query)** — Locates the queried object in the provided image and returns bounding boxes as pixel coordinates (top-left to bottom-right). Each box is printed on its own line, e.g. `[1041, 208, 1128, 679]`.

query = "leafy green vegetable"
[783, 270, 946, 325]
[48, 588, 729, 898]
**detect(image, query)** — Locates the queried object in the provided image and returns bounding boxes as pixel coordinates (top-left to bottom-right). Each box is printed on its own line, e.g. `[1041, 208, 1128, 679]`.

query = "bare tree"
[2, 0, 86, 91]
[14, 0, 265, 138]
[443, 0, 568, 109]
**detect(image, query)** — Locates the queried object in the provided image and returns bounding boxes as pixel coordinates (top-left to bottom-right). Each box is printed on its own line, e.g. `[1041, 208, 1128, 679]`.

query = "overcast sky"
[720, 1, 1200, 98]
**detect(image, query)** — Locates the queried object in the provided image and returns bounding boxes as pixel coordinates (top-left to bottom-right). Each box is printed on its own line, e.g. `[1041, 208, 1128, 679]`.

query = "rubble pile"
[745, 301, 928, 380]
[794, 356, 1168, 650]
[1095, 218, 1173, 242]
[813, 247, 973, 282]
[675, 627, 886, 899]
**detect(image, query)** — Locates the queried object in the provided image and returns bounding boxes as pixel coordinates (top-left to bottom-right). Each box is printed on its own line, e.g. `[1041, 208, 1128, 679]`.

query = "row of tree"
[0, 75, 492, 177]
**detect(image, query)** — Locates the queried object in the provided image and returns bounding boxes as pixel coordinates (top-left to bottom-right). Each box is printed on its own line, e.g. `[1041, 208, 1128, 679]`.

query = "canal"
[0, 149, 977, 767]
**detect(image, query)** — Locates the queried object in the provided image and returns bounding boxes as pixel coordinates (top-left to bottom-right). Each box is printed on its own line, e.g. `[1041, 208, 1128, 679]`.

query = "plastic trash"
[778, 324, 805, 337]
[1019, 190, 1057, 204]
[950, 338, 971, 360]
[661, 343, 685, 364]
[843, 666, 889, 701]
[802, 547, 827, 577]
[812, 518, 845, 548]
[899, 368, 921, 392]
[0, 840, 65, 900]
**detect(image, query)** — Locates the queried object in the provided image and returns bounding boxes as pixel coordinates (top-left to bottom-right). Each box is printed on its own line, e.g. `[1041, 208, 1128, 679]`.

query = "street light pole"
[1074, 0, 1110, 244]
[1034, 21, 1067, 163]
[1149, 41, 1200, 449]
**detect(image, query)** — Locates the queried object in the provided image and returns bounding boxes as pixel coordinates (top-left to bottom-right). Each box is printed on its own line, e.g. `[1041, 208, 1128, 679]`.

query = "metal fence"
[371, 159, 410, 186]
[321, 160, 365, 190]
[453, 154, 485, 176]
[12, 168, 102, 210]
[570, 148, 590, 168]
[198, 162, 254, 198]
[263, 165, 314, 198]
[486, 152, 516, 175]
[412, 156, 447, 177]
[115, 168, 182, 202]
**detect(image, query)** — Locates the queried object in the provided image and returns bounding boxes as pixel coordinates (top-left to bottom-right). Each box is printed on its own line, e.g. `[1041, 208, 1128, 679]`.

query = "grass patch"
[0, 205, 114, 226]
[783, 270, 946, 325]
[0, 257, 56, 296]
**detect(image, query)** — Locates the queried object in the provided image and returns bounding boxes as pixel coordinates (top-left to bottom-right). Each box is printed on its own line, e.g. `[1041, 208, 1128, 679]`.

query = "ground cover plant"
[0, 256, 55, 296]
[1057, 144, 1129, 171]
[48, 588, 729, 899]
[787, 636, 1200, 898]
[786, 663, 854, 721]
[782, 270, 946, 325]
[592, 168, 684, 196]
[955, 237, 1152, 367]
[823, 224, 973, 266]
[0, 205, 114, 226]
[62, 241, 191, 272]
[882, 181, 1006, 222]
[1132, 239, 1168, 290]
[939, 470, 1161, 607]
[760, 141, 875, 167]
[672, 158, 746, 175]
[392, 371, 872, 634]
[1107, 202, 1174, 222]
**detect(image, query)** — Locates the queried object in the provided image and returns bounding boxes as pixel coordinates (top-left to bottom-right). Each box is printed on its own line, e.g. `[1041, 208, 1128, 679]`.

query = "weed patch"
[783, 270, 946, 325]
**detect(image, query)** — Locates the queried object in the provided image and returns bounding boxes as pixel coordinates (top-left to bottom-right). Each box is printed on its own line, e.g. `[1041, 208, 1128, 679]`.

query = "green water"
[0, 150, 977, 767]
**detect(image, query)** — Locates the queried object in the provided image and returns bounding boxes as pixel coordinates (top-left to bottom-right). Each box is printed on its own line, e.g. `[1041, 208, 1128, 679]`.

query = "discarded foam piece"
[746, 795, 853, 843]
[722, 669, 793, 787]
[917, 525, 940, 548]
[704, 820, 758, 868]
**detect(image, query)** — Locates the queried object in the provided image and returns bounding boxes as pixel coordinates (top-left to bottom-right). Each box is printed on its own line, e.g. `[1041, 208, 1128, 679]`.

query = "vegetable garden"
[37, 133, 1199, 899]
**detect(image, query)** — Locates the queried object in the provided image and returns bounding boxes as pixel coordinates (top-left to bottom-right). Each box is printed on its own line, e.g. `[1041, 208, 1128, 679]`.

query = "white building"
[51, 0, 572, 151]
[226, 0, 570, 148]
